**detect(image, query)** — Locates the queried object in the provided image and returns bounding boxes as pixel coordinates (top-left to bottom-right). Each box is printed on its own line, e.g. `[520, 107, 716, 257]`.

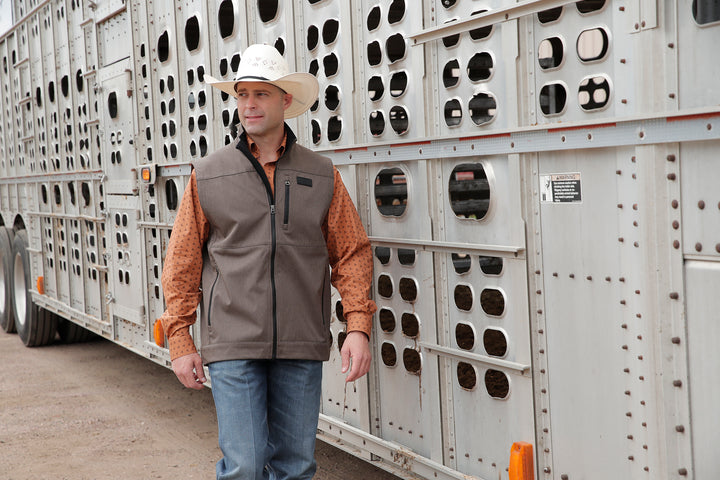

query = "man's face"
[235, 82, 292, 139]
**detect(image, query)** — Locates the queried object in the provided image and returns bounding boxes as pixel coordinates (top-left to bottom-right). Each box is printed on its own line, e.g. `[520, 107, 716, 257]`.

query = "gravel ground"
[0, 330, 401, 480]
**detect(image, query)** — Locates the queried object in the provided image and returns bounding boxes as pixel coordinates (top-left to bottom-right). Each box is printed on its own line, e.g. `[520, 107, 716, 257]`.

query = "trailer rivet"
[673, 380, 682, 387]
[642, 422, 647, 427]
[667, 154, 676, 162]
[538, 329, 544, 334]
[637, 355, 643, 360]
[618, 237, 624, 243]
[586, 276, 592, 281]
[716, 244, 720, 253]
[552, 272, 558, 277]
[622, 324, 627, 329]
[620, 300, 626, 305]
[676, 425, 685, 432]
[672, 220, 679, 229]
[635, 290, 641, 295]
[616, 169, 622, 174]
[678, 468, 688, 476]
[544, 467, 551, 474]
[537, 309, 543, 314]
[673, 240, 680, 249]
[669, 93, 676, 99]
[627, 435, 633, 440]
[625, 390, 631, 395]
[617, 203, 623, 208]
[668, 43, 675, 49]
[669, 292, 679, 300]
[620, 58, 626, 64]
[561, 475, 569, 480]
[569, 273, 575, 278]
[644, 467, 649, 472]
[667, 173, 676, 180]
[671, 199, 679, 208]
[695, 243, 702, 252]
[622, 345, 628, 350]
[605, 277, 611, 282]
[640, 401, 646, 406]
[628, 455, 634, 460]
[672, 337, 681, 344]
[698, 200, 706, 210]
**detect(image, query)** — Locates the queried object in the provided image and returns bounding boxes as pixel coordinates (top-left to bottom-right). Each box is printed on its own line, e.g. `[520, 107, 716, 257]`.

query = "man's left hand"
[341, 331, 371, 383]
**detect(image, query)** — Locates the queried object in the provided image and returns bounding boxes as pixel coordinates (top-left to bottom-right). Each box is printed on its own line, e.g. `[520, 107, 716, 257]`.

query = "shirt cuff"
[168, 327, 198, 361]
[345, 312, 373, 339]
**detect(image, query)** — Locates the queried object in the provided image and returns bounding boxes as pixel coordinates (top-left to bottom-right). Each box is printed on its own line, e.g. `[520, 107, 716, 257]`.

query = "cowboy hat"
[204, 44, 319, 118]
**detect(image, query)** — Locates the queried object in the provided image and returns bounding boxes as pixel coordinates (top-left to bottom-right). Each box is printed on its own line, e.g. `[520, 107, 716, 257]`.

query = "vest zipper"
[283, 179, 290, 226]
[206, 269, 220, 327]
[270, 201, 278, 359]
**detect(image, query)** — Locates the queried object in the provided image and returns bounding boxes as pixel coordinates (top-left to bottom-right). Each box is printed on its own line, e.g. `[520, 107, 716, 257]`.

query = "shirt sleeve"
[323, 168, 377, 338]
[159, 170, 209, 360]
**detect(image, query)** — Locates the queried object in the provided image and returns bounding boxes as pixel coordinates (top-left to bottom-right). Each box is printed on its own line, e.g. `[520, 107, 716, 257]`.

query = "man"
[159, 44, 376, 480]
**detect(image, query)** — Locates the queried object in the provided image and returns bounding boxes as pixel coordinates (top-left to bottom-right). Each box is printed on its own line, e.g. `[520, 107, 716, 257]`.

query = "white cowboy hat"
[204, 44, 319, 119]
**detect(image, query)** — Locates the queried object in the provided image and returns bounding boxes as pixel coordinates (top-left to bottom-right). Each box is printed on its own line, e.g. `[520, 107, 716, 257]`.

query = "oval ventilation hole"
[377, 274, 393, 298]
[375, 246, 391, 265]
[403, 348, 421, 374]
[457, 362, 477, 390]
[539, 83, 567, 115]
[374, 168, 407, 216]
[539, 37, 564, 69]
[381, 342, 397, 367]
[449, 163, 490, 219]
[485, 369, 510, 398]
[480, 288, 505, 316]
[454, 284, 473, 311]
[483, 328, 507, 357]
[335, 300, 346, 322]
[455, 323, 475, 350]
[379, 308, 396, 333]
[401, 312, 419, 338]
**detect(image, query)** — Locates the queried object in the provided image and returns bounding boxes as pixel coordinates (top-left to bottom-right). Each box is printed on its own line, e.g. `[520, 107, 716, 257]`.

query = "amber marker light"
[509, 442, 534, 480]
[36, 276, 44, 295]
[141, 166, 153, 182]
[153, 319, 165, 347]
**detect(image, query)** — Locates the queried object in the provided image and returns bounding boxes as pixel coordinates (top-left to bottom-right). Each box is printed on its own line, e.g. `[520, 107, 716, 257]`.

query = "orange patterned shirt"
[160, 136, 376, 360]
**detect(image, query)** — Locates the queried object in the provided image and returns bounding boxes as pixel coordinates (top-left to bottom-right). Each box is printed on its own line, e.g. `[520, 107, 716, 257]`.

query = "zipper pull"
[270, 204, 276, 215]
[285, 180, 290, 186]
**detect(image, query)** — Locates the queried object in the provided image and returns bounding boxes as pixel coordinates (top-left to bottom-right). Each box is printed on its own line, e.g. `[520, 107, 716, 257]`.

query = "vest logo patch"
[297, 176, 313, 187]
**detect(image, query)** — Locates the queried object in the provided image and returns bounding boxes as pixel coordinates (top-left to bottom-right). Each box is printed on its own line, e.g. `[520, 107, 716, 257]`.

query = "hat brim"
[205, 73, 319, 119]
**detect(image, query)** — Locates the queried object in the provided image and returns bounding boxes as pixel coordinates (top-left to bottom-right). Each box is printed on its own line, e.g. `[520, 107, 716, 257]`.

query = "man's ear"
[283, 93, 293, 111]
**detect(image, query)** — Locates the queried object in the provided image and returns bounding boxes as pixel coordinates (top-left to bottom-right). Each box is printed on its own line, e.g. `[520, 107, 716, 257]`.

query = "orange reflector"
[141, 167, 152, 182]
[36, 276, 45, 295]
[509, 442, 534, 480]
[153, 319, 165, 347]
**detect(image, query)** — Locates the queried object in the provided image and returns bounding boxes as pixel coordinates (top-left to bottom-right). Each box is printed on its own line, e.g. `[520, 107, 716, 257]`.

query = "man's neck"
[247, 129, 284, 165]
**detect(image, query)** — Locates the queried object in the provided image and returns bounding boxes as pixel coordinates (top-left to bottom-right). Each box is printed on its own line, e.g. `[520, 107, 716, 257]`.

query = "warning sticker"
[540, 173, 582, 203]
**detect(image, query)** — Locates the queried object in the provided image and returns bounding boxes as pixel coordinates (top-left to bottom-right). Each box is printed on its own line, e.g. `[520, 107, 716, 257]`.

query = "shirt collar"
[247, 133, 287, 161]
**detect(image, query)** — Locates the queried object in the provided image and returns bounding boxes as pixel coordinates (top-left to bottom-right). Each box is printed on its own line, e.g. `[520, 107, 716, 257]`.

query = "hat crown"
[237, 44, 289, 81]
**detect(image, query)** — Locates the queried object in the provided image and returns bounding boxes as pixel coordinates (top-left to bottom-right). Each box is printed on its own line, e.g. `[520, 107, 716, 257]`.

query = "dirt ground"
[0, 330, 401, 480]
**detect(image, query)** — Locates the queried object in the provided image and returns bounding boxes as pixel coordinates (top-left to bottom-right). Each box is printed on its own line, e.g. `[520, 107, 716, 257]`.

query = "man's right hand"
[172, 353, 207, 389]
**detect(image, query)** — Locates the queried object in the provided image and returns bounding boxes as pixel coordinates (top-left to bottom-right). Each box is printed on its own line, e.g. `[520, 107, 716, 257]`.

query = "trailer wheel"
[0, 226, 15, 333]
[57, 319, 95, 343]
[12, 230, 57, 346]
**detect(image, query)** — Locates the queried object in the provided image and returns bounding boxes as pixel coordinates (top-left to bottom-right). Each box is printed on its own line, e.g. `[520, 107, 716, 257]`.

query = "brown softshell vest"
[192, 128, 335, 364]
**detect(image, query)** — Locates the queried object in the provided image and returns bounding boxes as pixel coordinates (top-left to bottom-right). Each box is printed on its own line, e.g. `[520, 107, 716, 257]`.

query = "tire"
[12, 230, 57, 346]
[0, 226, 15, 333]
[57, 319, 95, 343]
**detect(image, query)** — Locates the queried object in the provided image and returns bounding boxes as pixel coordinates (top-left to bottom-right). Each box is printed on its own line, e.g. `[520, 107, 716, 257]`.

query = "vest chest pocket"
[282, 175, 315, 231]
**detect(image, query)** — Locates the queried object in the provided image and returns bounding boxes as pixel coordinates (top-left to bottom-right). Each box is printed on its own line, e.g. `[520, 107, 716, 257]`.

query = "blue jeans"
[208, 359, 323, 480]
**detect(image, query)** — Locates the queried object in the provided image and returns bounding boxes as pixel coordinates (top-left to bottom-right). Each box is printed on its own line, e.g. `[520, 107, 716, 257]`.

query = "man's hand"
[341, 331, 371, 383]
[171, 353, 207, 389]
